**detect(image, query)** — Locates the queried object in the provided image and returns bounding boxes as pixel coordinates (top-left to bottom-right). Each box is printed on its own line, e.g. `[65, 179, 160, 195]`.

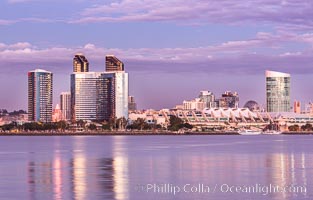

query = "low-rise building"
[183, 98, 205, 110]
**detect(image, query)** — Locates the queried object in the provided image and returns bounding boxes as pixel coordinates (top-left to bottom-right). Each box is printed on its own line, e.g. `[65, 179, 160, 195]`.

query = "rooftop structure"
[105, 55, 124, 72]
[73, 54, 89, 72]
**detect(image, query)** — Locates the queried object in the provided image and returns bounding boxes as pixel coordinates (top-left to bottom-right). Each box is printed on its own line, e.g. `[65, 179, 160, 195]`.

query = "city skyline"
[1, 1, 313, 110]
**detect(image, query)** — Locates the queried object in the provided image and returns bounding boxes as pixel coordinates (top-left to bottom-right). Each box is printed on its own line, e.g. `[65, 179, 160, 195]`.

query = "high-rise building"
[60, 92, 71, 121]
[71, 72, 128, 122]
[71, 72, 101, 121]
[105, 55, 124, 72]
[28, 69, 53, 122]
[114, 72, 129, 119]
[198, 91, 216, 108]
[218, 91, 239, 108]
[97, 73, 116, 121]
[266, 70, 290, 112]
[294, 100, 301, 114]
[73, 54, 89, 72]
[128, 96, 137, 111]
[71, 55, 128, 122]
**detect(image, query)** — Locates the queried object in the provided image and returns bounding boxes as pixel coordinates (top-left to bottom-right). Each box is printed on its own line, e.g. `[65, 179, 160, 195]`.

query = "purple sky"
[1, 0, 313, 111]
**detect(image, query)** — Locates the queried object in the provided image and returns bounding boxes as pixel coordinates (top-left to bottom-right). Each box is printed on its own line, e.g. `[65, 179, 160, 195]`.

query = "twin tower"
[28, 54, 128, 123]
[71, 54, 128, 122]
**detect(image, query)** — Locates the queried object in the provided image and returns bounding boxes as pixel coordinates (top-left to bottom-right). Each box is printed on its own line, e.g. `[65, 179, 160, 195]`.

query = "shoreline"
[0, 131, 313, 136]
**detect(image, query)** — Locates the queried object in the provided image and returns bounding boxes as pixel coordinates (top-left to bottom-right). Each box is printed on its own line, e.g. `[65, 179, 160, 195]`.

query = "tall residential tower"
[28, 69, 53, 122]
[266, 70, 290, 112]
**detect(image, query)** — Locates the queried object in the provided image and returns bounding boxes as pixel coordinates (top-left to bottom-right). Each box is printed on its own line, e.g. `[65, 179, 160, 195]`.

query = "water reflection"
[53, 154, 62, 200]
[26, 137, 120, 200]
[112, 136, 129, 200]
[267, 152, 312, 199]
[96, 158, 115, 199]
[11, 136, 312, 200]
[301, 153, 307, 192]
[71, 137, 87, 200]
[28, 161, 54, 199]
[130, 150, 312, 199]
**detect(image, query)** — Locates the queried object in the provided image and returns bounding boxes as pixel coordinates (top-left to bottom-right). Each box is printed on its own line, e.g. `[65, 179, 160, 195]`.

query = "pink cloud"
[72, 0, 313, 29]
[0, 31, 312, 75]
[0, 18, 63, 26]
[0, 19, 16, 25]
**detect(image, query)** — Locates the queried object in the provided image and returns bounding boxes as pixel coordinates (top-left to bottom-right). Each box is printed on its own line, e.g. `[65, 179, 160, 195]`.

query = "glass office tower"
[266, 70, 290, 112]
[28, 69, 53, 122]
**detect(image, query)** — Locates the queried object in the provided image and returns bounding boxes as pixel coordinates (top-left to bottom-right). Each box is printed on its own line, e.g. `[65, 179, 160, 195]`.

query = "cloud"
[0, 19, 16, 25]
[0, 42, 33, 50]
[9, 42, 32, 49]
[0, 17, 63, 26]
[7, 0, 59, 3]
[71, 0, 313, 29]
[0, 31, 313, 75]
[3, 0, 313, 31]
[7, 0, 31, 3]
[84, 43, 96, 49]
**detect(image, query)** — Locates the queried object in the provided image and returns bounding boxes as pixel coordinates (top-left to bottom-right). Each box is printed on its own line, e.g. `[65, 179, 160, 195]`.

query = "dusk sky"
[1, 0, 313, 111]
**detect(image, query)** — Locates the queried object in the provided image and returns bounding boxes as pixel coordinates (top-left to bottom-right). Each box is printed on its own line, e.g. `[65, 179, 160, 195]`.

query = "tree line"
[0, 116, 193, 132]
[288, 124, 313, 131]
[0, 109, 27, 117]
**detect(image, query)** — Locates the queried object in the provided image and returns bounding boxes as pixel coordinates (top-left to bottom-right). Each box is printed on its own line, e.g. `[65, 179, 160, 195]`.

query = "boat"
[262, 130, 282, 135]
[238, 129, 262, 135]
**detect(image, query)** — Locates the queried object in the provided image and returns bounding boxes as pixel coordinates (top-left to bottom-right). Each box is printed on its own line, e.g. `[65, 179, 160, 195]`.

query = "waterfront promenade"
[0, 131, 312, 136]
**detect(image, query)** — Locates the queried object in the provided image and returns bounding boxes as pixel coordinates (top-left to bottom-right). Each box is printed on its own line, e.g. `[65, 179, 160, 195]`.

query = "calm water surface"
[0, 135, 312, 200]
